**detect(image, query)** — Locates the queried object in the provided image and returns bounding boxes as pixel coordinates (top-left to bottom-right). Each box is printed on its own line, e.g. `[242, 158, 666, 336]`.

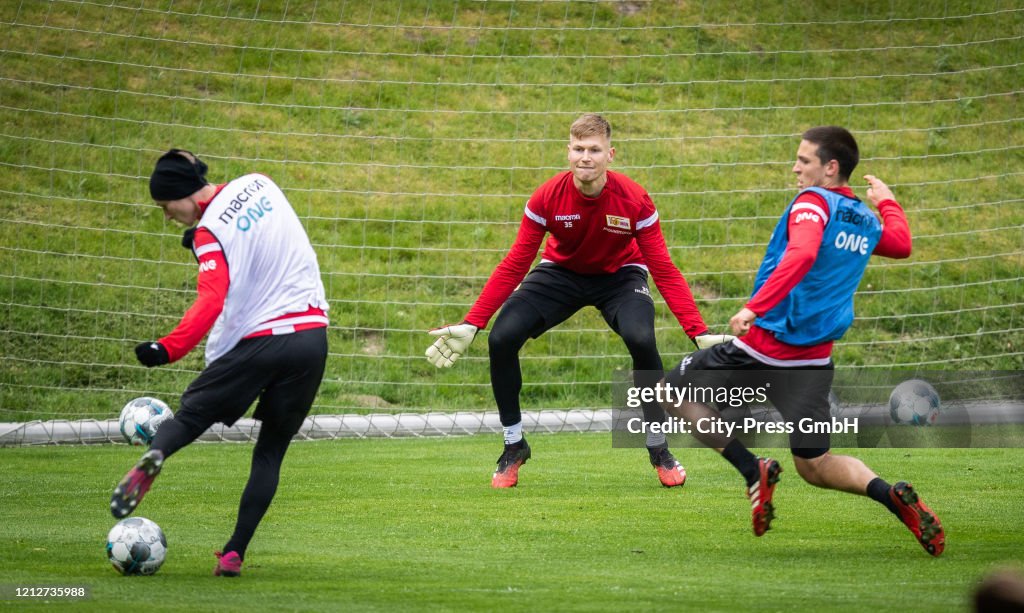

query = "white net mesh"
[1, 1, 1021, 443]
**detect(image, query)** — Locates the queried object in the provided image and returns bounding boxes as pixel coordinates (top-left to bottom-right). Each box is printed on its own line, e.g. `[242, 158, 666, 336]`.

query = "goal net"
[1, 1, 1021, 444]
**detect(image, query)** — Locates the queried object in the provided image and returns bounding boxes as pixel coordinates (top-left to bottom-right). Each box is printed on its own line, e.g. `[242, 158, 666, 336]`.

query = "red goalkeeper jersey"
[464, 171, 708, 338]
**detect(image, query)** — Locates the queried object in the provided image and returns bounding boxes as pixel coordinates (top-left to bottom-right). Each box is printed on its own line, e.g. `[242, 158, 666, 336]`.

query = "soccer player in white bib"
[661, 127, 946, 556]
[111, 149, 330, 576]
[426, 114, 732, 488]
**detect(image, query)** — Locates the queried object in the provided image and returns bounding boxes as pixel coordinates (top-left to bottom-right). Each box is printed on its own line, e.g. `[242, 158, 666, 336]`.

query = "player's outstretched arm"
[425, 323, 479, 368]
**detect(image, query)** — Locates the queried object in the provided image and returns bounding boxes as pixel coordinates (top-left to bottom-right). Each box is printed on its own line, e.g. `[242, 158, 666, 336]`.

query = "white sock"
[646, 431, 667, 448]
[503, 422, 523, 445]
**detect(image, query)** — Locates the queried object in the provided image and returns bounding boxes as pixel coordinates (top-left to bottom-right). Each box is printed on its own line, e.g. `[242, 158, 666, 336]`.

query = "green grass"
[1, 434, 1022, 611]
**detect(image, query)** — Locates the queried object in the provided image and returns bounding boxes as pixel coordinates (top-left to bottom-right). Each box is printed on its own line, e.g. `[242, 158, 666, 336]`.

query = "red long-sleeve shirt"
[464, 171, 707, 337]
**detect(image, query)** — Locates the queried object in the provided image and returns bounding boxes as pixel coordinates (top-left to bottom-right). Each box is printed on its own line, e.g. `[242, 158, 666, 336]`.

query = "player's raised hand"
[425, 323, 478, 368]
[863, 174, 896, 206]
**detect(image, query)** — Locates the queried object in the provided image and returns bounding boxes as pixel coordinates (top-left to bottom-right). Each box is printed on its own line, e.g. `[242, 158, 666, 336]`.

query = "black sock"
[867, 477, 899, 516]
[722, 439, 759, 486]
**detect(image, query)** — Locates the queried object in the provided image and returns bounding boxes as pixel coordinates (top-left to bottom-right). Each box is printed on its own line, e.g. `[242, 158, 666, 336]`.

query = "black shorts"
[664, 341, 834, 458]
[178, 327, 328, 433]
[508, 263, 655, 336]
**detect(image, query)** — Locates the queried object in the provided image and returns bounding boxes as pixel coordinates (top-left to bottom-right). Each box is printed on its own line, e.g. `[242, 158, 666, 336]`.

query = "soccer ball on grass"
[119, 397, 173, 446]
[888, 379, 941, 426]
[106, 517, 166, 576]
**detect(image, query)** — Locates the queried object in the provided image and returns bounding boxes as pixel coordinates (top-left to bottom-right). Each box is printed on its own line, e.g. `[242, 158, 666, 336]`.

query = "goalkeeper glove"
[425, 323, 478, 368]
[693, 332, 736, 350]
[135, 341, 170, 368]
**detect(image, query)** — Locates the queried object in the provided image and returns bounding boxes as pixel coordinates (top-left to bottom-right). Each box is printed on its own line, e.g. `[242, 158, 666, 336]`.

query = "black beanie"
[149, 149, 209, 201]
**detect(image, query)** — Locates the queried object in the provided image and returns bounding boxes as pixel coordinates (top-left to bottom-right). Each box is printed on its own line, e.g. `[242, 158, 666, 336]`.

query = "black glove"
[135, 341, 170, 368]
[181, 226, 197, 250]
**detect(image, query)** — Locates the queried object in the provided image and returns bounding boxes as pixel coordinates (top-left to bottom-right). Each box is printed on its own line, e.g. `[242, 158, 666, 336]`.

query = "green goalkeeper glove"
[425, 323, 479, 368]
[693, 333, 736, 350]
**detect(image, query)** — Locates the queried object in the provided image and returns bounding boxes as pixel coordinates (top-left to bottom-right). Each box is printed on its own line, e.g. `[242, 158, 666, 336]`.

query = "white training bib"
[198, 174, 328, 364]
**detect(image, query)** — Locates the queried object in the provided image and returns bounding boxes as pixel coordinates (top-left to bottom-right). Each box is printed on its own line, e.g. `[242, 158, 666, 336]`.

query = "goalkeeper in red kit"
[426, 114, 731, 488]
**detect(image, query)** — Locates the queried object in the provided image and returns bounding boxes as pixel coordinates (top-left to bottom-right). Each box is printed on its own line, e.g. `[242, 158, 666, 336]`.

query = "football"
[106, 517, 167, 576]
[119, 397, 174, 446]
[888, 379, 941, 426]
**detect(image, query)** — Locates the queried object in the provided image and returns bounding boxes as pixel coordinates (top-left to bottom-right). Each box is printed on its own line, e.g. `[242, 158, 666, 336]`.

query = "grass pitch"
[1, 434, 1021, 612]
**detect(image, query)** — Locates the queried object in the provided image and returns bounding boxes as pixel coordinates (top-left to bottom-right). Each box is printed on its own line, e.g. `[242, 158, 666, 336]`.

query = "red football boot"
[491, 440, 531, 488]
[890, 481, 945, 556]
[747, 458, 782, 536]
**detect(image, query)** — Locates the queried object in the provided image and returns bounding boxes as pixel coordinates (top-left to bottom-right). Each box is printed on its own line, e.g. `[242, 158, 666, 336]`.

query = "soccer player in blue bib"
[662, 126, 945, 556]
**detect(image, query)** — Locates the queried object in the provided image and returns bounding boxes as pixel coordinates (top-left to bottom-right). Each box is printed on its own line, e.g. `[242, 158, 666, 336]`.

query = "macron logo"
[794, 211, 821, 225]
